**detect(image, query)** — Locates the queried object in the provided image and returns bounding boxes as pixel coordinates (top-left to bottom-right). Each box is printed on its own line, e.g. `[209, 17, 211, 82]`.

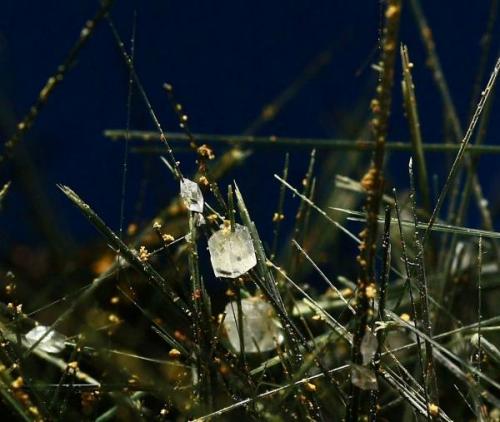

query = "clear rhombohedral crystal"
[208, 223, 257, 278]
[180, 178, 204, 213]
[224, 297, 284, 353]
[24, 325, 66, 354]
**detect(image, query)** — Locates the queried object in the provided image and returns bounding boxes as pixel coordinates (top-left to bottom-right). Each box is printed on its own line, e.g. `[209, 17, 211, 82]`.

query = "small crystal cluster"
[208, 223, 257, 278]
[180, 178, 204, 213]
[223, 297, 284, 353]
[24, 325, 66, 354]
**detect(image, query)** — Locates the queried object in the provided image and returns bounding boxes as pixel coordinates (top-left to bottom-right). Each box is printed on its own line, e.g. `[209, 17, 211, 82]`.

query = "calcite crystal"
[208, 223, 257, 278]
[360, 329, 378, 365]
[24, 325, 66, 354]
[180, 178, 204, 213]
[224, 297, 284, 353]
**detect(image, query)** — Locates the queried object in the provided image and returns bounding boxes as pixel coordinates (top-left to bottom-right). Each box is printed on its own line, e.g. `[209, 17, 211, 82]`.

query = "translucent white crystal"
[351, 364, 378, 390]
[180, 178, 203, 213]
[194, 213, 206, 227]
[208, 224, 257, 278]
[360, 329, 378, 365]
[224, 297, 284, 353]
[450, 241, 472, 275]
[24, 325, 66, 354]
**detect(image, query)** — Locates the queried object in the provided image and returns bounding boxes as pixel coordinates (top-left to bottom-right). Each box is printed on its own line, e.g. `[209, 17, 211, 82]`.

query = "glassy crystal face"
[180, 178, 204, 213]
[24, 325, 66, 354]
[224, 298, 284, 353]
[194, 213, 206, 227]
[208, 224, 257, 278]
[360, 329, 378, 365]
[450, 241, 473, 275]
[351, 364, 378, 390]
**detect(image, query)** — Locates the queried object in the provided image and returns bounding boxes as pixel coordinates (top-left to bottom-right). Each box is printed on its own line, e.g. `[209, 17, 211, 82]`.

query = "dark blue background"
[1, 1, 499, 255]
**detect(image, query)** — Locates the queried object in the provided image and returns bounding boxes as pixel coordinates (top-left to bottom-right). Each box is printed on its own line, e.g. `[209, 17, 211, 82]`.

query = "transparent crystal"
[180, 178, 203, 213]
[208, 224, 257, 278]
[24, 325, 66, 354]
[351, 364, 378, 390]
[194, 213, 206, 227]
[450, 241, 472, 275]
[361, 329, 378, 365]
[191, 363, 199, 386]
[224, 297, 284, 353]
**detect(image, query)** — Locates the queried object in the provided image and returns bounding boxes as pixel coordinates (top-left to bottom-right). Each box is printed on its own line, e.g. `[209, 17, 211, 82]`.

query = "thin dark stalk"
[118, 12, 136, 242]
[187, 212, 214, 411]
[235, 184, 344, 408]
[409, 159, 440, 413]
[0, 0, 115, 165]
[117, 284, 190, 357]
[271, 153, 289, 259]
[381, 368, 450, 421]
[423, 57, 500, 241]
[234, 185, 302, 362]
[348, 2, 401, 420]
[468, 0, 499, 116]
[227, 185, 236, 232]
[49, 336, 82, 414]
[106, 18, 182, 179]
[386, 311, 500, 392]
[401, 44, 430, 212]
[271, 262, 350, 339]
[474, 236, 485, 420]
[162, 83, 198, 152]
[95, 392, 146, 422]
[58, 185, 192, 322]
[289, 149, 316, 275]
[392, 187, 431, 419]
[334, 206, 500, 240]
[301, 177, 316, 242]
[0, 355, 36, 422]
[369, 206, 391, 421]
[439, 69, 499, 310]
[178, 41, 335, 196]
[106, 129, 500, 155]
[292, 239, 355, 314]
[410, 0, 499, 259]
[252, 314, 500, 378]
[295, 150, 316, 236]
[274, 175, 361, 244]
[476, 236, 483, 380]
[162, 83, 224, 202]
[409, 0, 462, 140]
[102, 313, 500, 422]
[0, 324, 51, 420]
[439, 79, 499, 327]
[228, 287, 245, 365]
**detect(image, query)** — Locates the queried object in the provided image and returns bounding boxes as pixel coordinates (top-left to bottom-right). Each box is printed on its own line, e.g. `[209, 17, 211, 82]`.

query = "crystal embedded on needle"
[224, 297, 284, 353]
[24, 325, 66, 354]
[351, 364, 378, 390]
[360, 329, 378, 365]
[180, 178, 204, 213]
[208, 223, 257, 278]
[194, 213, 206, 227]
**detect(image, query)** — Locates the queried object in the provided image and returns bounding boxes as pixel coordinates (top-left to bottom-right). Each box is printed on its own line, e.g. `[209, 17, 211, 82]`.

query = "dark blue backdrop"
[1, 1, 499, 253]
